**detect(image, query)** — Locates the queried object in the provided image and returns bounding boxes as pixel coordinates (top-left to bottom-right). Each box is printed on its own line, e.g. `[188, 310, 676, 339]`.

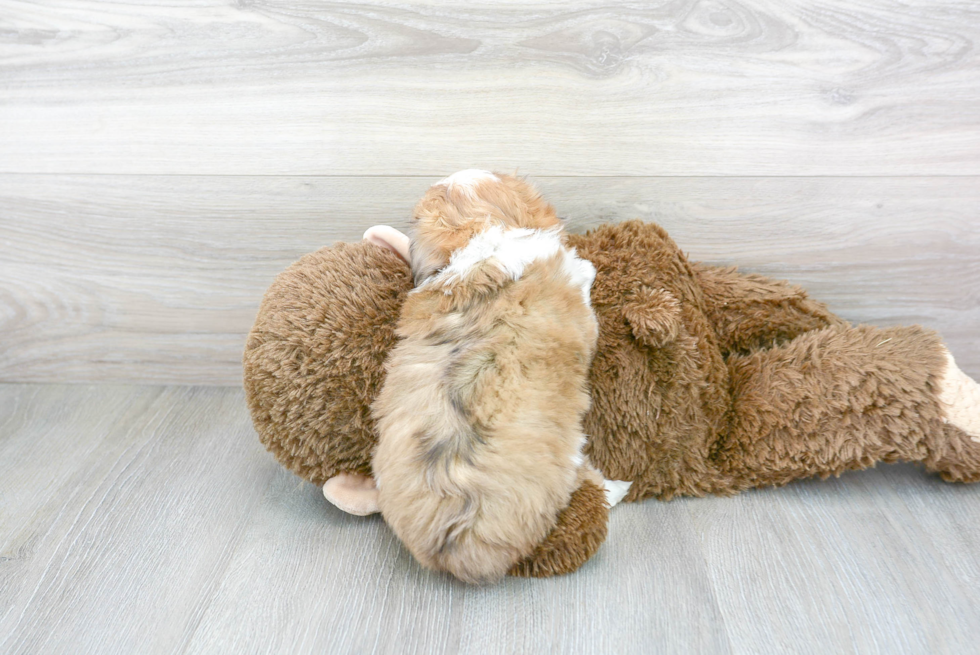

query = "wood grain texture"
[1, 174, 977, 384]
[0, 384, 278, 654]
[2, 383, 980, 654]
[689, 470, 980, 653]
[1, 1, 979, 175]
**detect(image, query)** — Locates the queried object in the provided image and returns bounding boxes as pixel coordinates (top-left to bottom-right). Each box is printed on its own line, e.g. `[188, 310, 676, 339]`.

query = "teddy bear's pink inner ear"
[363, 225, 411, 265]
[322, 473, 380, 516]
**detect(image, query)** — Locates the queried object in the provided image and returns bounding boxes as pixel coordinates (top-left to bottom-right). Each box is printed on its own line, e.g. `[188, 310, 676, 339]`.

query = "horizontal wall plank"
[0, 174, 976, 384]
[1, 1, 979, 175]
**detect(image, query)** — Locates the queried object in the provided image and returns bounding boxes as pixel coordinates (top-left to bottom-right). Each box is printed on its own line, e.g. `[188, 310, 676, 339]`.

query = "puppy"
[371, 170, 601, 583]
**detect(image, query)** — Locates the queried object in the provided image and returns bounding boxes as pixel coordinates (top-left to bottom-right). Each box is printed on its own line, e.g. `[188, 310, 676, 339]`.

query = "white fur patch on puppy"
[938, 348, 980, 442]
[424, 225, 564, 287]
[603, 479, 633, 507]
[561, 249, 596, 305]
[570, 435, 587, 468]
[423, 226, 598, 305]
[437, 169, 498, 196]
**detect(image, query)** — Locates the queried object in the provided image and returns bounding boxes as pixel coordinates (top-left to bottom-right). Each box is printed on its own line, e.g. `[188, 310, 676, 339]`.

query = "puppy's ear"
[408, 238, 443, 287]
[363, 226, 410, 265]
[622, 286, 682, 348]
[509, 466, 609, 577]
[322, 473, 380, 516]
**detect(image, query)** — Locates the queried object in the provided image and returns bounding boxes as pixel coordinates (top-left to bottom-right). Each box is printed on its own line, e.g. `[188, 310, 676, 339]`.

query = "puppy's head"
[409, 170, 561, 284]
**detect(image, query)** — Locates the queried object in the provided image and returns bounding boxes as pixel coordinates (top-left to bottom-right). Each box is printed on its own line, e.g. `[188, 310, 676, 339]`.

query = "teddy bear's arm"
[692, 263, 846, 356]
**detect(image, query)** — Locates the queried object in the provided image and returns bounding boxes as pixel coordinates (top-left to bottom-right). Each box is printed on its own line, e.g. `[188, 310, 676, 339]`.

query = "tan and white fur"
[370, 171, 601, 583]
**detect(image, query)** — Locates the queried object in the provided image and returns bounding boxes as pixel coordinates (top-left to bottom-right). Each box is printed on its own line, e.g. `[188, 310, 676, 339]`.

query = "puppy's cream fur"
[371, 171, 600, 583]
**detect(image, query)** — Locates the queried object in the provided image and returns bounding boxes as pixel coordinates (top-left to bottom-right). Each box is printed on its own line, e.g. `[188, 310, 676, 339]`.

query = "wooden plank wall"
[1, 1, 978, 384]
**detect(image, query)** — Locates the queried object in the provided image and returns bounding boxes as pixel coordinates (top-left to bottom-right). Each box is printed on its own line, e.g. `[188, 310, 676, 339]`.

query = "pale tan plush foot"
[938, 348, 980, 442]
[323, 473, 380, 516]
[602, 479, 632, 506]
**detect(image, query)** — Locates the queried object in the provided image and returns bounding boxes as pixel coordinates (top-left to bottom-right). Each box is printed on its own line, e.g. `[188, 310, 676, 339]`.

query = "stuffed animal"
[244, 215, 980, 579]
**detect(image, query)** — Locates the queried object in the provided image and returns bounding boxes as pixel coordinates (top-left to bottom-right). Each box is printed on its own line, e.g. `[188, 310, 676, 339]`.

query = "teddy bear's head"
[243, 220, 731, 576]
[243, 240, 410, 489]
[243, 230, 613, 577]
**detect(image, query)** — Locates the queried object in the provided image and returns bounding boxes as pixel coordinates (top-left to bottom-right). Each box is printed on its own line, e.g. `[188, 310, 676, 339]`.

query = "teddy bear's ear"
[509, 467, 610, 577]
[322, 473, 380, 516]
[363, 225, 411, 265]
[622, 286, 682, 348]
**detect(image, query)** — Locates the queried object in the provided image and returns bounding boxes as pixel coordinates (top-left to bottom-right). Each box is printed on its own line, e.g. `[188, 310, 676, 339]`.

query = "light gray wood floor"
[2, 383, 979, 655]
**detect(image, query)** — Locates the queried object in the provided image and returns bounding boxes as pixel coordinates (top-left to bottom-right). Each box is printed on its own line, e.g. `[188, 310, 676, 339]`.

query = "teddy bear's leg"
[509, 465, 609, 578]
[692, 263, 847, 356]
[715, 324, 980, 490]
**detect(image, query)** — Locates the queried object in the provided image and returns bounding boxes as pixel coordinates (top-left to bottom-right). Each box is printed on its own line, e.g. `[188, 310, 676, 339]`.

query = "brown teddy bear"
[243, 219, 980, 579]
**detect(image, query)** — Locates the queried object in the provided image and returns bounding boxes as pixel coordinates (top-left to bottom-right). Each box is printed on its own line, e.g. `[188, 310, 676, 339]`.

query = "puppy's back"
[372, 231, 598, 583]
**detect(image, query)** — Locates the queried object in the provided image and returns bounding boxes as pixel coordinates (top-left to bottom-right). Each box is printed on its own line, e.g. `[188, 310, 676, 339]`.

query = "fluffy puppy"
[371, 170, 601, 583]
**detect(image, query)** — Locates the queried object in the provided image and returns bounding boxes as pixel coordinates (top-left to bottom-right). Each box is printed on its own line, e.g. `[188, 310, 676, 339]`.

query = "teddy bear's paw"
[603, 479, 633, 507]
[938, 348, 980, 442]
[322, 473, 380, 515]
